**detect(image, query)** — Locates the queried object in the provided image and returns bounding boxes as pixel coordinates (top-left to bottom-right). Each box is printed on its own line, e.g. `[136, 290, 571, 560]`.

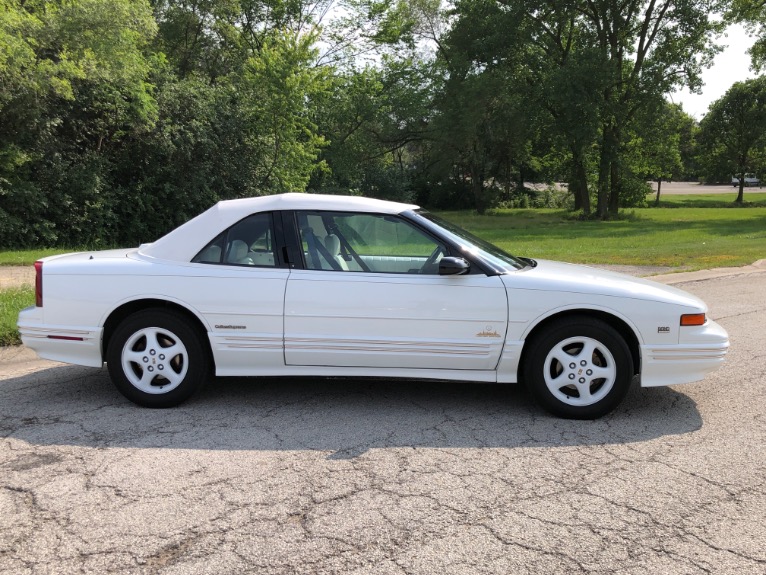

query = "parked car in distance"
[732, 173, 760, 186]
[18, 193, 730, 419]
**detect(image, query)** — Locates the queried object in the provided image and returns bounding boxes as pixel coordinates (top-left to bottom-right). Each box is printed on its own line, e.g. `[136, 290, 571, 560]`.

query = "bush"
[494, 186, 572, 209]
[619, 178, 651, 208]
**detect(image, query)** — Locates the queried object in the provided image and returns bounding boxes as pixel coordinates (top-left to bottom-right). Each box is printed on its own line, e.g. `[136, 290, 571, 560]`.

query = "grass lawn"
[0, 286, 34, 346]
[654, 192, 766, 207]
[0, 248, 77, 266]
[438, 197, 766, 269]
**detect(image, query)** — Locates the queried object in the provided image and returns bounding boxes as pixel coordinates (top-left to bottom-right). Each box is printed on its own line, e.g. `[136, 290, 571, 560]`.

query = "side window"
[192, 213, 276, 267]
[296, 211, 446, 274]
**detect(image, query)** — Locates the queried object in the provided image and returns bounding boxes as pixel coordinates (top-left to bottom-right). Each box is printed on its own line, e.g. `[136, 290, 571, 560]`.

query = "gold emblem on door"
[476, 325, 501, 338]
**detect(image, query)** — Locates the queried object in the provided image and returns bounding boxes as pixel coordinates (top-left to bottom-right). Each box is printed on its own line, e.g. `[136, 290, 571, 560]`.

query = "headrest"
[324, 234, 341, 256]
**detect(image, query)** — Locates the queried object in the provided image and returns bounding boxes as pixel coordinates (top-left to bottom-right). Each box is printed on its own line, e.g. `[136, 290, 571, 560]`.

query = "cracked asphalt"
[1, 268, 765, 574]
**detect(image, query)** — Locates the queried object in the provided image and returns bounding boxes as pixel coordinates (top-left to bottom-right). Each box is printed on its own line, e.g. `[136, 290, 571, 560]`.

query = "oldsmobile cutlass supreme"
[18, 193, 729, 419]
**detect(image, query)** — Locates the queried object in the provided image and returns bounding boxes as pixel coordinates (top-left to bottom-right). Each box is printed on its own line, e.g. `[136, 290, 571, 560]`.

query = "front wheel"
[107, 309, 210, 408]
[523, 317, 634, 419]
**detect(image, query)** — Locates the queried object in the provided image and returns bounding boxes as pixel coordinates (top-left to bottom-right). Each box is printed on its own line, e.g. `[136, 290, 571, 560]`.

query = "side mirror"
[439, 256, 470, 275]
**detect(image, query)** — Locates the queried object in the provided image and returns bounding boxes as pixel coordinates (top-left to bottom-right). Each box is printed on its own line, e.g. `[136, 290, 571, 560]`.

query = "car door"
[188, 211, 289, 375]
[283, 210, 508, 371]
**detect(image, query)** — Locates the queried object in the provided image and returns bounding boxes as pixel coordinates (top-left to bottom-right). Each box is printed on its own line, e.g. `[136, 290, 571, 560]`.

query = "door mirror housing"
[439, 256, 470, 275]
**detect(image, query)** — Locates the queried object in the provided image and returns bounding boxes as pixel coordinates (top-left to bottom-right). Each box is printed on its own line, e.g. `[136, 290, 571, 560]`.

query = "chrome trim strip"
[19, 326, 98, 342]
[286, 313, 507, 323]
[220, 336, 281, 342]
[20, 326, 92, 336]
[223, 344, 283, 350]
[212, 334, 283, 351]
[285, 337, 492, 349]
[286, 344, 489, 356]
[647, 346, 729, 361]
[649, 347, 729, 354]
[650, 353, 728, 361]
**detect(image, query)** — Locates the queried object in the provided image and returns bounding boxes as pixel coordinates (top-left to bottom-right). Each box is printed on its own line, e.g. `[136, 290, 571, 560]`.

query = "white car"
[18, 193, 729, 419]
[732, 174, 760, 186]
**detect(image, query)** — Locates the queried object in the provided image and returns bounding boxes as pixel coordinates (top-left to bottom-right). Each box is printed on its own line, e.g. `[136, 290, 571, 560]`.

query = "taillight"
[34, 260, 43, 307]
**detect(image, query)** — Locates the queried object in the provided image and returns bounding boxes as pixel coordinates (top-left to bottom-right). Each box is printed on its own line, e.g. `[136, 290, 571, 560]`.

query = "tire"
[523, 316, 634, 419]
[106, 309, 210, 408]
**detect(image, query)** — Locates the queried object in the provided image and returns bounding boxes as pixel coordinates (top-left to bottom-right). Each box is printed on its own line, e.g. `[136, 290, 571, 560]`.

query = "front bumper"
[640, 318, 729, 387]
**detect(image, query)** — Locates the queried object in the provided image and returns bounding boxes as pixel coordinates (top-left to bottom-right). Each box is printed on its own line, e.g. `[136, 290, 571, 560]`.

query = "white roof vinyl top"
[214, 192, 417, 215]
[139, 193, 420, 262]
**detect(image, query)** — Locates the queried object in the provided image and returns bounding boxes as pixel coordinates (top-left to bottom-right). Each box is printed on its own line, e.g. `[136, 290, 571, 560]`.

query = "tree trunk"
[736, 184, 744, 203]
[570, 146, 590, 215]
[471, 163, 485, 214]
[596, 140, 611, 219]
[573, 183, 582, 211]
[597, 123, 620, 219]
[736, 172, 745, 203]
[655, 178, 662, 205]
[608, 157, 620, 216]
[598, 121, 620, 220]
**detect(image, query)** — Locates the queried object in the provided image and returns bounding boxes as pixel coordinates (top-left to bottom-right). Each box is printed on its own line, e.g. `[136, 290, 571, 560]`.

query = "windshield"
[413, 210, 527, 271]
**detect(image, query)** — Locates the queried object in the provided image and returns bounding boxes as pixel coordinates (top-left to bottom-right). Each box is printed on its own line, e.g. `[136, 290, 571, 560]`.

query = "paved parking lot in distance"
[649, 181, 763, 194]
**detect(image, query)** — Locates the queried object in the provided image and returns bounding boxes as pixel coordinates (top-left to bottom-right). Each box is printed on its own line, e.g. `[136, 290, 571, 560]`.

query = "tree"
[420, 0, 544, 212]
[437, 0, 725, 217]
[561, 0, 724, 217]
[151, 0, 337, 78]
[625, 101, 685, 205]
[730, 0, 766, 70]
[236, 31, 329, 193]
[0, 0, 158, 246]
[675, 109, 701, 181]
[311, 60, 433, 202]
[1, 0, 335, 246]
[311, 1, 456, 205]
[698, 76, 766, 203]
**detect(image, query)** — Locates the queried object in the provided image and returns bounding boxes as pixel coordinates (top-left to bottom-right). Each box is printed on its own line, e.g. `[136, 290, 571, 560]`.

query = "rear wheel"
[107, 309, 210, 408]
[524, 317, 634, 419]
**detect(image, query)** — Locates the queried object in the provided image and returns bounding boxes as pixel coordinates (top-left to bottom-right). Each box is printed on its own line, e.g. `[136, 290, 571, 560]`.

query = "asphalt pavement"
[1, 265, 765, 574]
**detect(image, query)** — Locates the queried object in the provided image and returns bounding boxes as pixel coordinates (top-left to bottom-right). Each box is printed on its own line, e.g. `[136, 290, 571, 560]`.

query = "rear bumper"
[17, 306, 103, 368]
[640, 319, 729, 387]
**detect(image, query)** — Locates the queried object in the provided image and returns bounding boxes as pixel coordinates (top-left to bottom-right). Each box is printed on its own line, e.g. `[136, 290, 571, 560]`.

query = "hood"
[501, 259, 706, 311]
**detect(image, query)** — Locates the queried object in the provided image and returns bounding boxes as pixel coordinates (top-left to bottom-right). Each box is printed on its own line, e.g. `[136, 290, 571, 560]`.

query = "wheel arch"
[102, 299, 212, 364]
[518, 308, 641, 381]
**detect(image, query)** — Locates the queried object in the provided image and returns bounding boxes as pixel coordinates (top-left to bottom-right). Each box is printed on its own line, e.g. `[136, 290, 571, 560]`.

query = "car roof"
[214, 192, 417, 215]
[139, 193, 420, 262]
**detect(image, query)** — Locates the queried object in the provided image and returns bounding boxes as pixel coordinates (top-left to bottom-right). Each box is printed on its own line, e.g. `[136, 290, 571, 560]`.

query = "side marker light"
[680, 313, 706, 326]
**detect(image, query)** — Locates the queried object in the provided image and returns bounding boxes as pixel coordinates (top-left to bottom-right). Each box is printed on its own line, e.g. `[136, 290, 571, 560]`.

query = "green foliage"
[0, 0, 332, 248]
[626, 103, 685, 184]
[414, 0, 725, 217]
[310, 58, 433, 203]
[730, 0, 766, 71]
[676, 111, 702, 181]
[237, 31, 329, 193]
[698, 77, 766, 201]
[0, 0, 158, 247]
[0, 0, 757, 248]
[493, 188, 573, 210]
[0, 286, 34, 346]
